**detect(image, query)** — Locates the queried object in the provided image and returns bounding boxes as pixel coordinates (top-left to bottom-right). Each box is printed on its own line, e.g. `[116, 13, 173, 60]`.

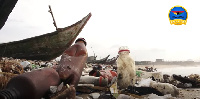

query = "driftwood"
[76, 85, 109, 93]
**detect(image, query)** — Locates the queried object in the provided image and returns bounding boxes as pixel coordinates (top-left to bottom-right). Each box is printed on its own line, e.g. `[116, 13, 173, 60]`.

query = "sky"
[0, 0, 200, 61]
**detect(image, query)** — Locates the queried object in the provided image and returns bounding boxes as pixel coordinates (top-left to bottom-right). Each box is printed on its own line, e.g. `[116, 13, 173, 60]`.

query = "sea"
[157, 65, 200, 76]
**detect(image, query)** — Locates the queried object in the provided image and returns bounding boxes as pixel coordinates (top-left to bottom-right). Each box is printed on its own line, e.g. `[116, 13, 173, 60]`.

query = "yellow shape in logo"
[169, 5, 188, 25]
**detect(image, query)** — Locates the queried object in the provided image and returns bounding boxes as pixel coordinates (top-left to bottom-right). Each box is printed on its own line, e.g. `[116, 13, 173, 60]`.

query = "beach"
[1, 58, 200, 99]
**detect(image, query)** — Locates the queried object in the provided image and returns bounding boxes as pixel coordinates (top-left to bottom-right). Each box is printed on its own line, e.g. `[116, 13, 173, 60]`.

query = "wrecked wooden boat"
[105, 55, 118, 65]
[0, 13, 91, 61]
[87, 56, 97, 63]
[0, 0, 18, 30]
[88, 55, 110, 64]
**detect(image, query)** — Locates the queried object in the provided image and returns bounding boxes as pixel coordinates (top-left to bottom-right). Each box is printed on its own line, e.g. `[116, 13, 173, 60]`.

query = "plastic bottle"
[0, 68, 60, 99]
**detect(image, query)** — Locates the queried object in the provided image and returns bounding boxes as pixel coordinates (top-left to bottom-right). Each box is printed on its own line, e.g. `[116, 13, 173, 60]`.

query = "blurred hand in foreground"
[57, 38, 88, 87]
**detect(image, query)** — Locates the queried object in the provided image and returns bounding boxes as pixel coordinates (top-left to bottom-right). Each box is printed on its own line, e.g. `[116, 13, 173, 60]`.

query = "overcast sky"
[0, 0, 200, 61]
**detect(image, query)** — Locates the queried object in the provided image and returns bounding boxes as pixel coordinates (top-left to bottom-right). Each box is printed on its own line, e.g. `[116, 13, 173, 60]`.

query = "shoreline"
[136, 65, 200, 76]
[136, 65, 200, 69]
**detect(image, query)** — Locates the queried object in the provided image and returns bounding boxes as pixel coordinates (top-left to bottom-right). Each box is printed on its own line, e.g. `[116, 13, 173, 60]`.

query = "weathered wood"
[76, 86, 109, 93]
[0, 13, 91, 61]
[88, 55, 110, 64]
[48, 5, 58, 30]
[105, 55, 118, 65]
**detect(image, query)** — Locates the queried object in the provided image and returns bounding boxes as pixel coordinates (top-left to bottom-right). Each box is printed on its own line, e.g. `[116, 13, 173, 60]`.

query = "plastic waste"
[79, 76, 108, 87]
[20, 61, 30, 68]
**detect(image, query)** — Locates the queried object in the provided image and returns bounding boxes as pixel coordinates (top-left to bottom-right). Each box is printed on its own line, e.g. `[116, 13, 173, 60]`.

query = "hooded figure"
[116, 46, 136, 89]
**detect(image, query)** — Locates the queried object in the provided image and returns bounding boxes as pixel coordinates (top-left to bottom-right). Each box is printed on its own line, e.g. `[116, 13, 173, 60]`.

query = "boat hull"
[0, 13, 91, 61]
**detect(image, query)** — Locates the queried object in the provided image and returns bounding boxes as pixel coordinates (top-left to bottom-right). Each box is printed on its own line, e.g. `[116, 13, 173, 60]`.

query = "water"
[157, 66, 200, 76]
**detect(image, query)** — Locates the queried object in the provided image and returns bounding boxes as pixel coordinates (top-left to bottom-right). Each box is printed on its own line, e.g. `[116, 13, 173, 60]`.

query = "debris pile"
[0, 57, 58, 90]
[0, 57, 200, 99]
